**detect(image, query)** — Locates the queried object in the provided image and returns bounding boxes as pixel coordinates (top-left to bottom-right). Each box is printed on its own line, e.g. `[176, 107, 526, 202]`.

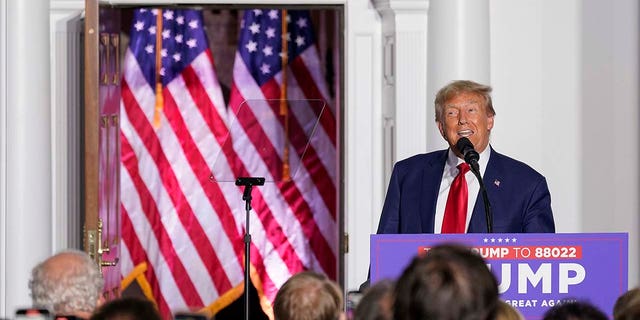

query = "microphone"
[455, 137, 480, 173]
[454, 137, 493, 233]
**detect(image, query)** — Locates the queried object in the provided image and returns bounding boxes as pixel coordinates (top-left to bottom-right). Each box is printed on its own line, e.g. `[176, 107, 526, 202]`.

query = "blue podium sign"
[371, 233, 627, 319]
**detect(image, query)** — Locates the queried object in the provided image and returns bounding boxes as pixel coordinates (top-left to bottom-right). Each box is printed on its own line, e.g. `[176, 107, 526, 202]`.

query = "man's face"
[437, 92, 494, 155]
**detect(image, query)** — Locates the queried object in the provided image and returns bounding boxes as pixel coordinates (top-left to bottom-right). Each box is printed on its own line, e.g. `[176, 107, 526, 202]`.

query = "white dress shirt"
[433, 146, 491, 233]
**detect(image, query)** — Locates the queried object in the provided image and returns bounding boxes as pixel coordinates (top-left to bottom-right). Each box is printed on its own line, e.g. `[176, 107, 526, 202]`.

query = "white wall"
[580, 0, 639, 286]
[489, 0, 639, 287]
[1, 0, 53, 316]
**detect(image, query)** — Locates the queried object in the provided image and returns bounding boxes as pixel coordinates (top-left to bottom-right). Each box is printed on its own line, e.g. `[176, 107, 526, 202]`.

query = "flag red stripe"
[229, 83, 336, 277]
[122, 81, 230, 300]
[181, 67, 306, 276]
[249, 189, 306, 273]
[122, 80, 234, 296]
[120, 131, 204, 307]
[290, 56, 336, 145]
[122, 205, 173, 316]
[277, 181, 336, 278]
[259, 78, 336, 220]
[162, 88, 243, 293]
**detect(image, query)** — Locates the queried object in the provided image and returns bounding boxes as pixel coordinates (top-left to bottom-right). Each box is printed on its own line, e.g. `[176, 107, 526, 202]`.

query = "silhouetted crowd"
[15, 245, 639, 319]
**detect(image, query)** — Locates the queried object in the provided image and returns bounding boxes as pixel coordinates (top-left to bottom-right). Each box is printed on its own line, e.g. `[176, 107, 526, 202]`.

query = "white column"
[426, 0, 490, 151]
[1, 0, 52, 316]
[345, 0, 385, 291]
[373, 0, 429, 166]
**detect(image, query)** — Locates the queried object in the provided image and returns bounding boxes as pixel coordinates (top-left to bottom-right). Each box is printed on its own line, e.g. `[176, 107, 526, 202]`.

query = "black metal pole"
[470, 169, 493, 233]
[243, 185, 252, 320]
[235, 177, 264, 320]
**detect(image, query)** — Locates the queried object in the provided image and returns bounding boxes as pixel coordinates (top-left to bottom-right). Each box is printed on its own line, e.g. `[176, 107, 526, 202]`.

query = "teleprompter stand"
[235, 177, 265, 320]
[208, 99, 328, 320]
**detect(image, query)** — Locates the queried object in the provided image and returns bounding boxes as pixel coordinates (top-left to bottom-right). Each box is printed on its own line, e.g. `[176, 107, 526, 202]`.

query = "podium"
[371, 233, 628, 319]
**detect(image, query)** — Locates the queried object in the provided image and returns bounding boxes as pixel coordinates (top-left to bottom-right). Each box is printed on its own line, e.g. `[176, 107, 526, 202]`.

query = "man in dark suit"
[377, 80, 555, 234]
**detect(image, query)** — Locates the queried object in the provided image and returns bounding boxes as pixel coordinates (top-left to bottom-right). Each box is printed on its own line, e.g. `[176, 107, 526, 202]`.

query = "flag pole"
[153, 9, 164, 129]
[280, 9, 291, 181]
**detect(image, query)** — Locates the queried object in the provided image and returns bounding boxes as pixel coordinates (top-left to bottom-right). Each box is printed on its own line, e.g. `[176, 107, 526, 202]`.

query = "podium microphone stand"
[235, 177, 265, 320]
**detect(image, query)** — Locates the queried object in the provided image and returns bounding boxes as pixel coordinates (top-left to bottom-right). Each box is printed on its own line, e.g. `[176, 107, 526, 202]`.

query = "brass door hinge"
[343, 233, 349, 254]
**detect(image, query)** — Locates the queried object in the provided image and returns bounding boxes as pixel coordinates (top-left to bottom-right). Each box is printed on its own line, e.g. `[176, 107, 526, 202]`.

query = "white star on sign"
[268, 10, 279, 20]
[175, 34, 183, 43]
[186, 38, 197, 48]
[162, 29, 171, 39]
[188, 20, 199, 29]
[145, 44, 154, 54]
[245, 40, 257, 53]
[295, 35, 305, 47]
[148, 26, 156, 35]
[176, 16, 184, 25]
[253, 9, 263, 16]
[160, 48, 167, 57]
[173, 53, 181, 62]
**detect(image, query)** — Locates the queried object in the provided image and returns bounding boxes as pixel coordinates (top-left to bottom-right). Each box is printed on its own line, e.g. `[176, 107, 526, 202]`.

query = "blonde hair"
[274, 271, 343, 320]
[495, 300, 524, 320]
[434, 80, 495, 122]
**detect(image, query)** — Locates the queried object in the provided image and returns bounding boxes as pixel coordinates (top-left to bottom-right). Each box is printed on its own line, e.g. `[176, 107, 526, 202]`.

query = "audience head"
[354, 279, 394, 320]
[542, 301, 608, 320]
[393, 243, 498, 320]
[495, 300, 524, 320]
[29, 249, 104, 318]
[273, 271, 343, 320]
[614, 288, 640, 320]
[89, 297, 161, 320]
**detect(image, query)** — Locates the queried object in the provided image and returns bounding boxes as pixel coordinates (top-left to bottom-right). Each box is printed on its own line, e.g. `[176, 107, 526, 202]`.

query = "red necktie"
[441, 163, 470, 233]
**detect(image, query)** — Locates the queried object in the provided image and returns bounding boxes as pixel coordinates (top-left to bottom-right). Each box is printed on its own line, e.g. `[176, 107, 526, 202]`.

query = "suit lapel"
[469, 147, 502, 232]
[420, 150, 448, 233]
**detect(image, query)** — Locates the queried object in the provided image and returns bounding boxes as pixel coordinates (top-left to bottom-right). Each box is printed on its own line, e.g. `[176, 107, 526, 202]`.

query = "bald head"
[29, 249, 104, 316]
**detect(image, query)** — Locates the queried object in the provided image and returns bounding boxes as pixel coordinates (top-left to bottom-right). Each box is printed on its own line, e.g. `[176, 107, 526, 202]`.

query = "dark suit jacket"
[377, 147, 555, 234]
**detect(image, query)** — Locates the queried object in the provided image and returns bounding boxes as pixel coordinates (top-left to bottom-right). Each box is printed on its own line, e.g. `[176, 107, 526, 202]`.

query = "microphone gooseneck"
[455, 137, 480, 173]
[454, 137, 493, 233]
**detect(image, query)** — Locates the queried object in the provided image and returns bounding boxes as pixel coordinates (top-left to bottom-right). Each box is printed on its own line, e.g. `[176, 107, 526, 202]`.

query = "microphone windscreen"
[455, 137, 474, 153]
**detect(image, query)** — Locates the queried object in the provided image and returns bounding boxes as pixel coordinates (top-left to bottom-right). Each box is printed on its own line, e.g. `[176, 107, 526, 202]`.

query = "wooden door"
[84, 0, 122, 301]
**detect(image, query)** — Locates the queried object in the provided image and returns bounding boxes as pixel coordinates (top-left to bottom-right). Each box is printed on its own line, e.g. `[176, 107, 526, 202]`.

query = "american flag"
[227, 8, 338, 310]
[119, 7, 338, 318]
[120, 8, 246, 317]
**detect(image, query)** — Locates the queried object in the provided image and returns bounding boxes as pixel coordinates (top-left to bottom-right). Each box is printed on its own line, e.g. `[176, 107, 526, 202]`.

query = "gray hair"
[29, 249, 104, 314]
[434, 80, 496, 122]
